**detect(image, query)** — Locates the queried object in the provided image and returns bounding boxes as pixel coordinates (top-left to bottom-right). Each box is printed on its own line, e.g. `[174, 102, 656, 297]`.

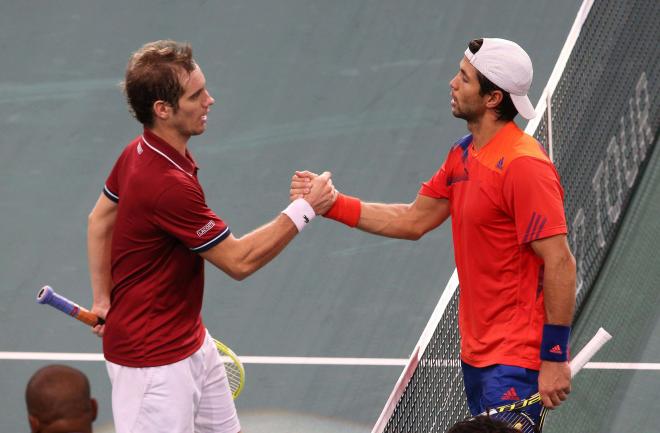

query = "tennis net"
[373, 0, 659, 431]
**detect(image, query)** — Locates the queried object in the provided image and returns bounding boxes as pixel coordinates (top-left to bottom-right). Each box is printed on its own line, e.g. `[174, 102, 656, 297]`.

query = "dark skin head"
[25, 365, 97, 433]
[447, 416, 520, 433]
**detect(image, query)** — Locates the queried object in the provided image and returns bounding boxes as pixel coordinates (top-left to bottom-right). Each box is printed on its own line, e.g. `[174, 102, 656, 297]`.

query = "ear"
[28, 414, 40, 433]
[90, 398, 98, 422]
[485, 90, 503, 109]
[153, 100, 172, 121]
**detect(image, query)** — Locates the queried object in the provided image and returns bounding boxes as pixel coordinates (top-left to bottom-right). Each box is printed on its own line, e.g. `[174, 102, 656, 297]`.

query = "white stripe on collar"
[141, 136, 194, 177]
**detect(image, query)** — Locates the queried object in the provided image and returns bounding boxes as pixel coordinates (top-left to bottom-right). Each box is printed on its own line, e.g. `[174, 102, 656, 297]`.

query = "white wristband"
[282, 198, 316, 232]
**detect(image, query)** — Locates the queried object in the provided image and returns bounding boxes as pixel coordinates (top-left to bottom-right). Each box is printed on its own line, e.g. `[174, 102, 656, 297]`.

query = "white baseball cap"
[464, 38, 536, 119]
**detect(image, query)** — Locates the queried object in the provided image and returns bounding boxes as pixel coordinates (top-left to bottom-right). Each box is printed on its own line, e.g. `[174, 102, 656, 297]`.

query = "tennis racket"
[471, 327, 612, 432]
[36, 285, 245, 399]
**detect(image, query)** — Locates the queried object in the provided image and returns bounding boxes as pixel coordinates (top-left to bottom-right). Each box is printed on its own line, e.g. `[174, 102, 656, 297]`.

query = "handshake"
[288, 170, 337, 216]
[287, 170, 362, 229]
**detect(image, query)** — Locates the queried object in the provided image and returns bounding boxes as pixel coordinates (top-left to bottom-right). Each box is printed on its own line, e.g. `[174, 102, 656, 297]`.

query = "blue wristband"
[540, 324, 571, 362]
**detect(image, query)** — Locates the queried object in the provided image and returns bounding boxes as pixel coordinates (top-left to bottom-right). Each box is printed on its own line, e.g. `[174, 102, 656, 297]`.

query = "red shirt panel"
[102, 129, 230, 367]
[420, 122, 567, 370]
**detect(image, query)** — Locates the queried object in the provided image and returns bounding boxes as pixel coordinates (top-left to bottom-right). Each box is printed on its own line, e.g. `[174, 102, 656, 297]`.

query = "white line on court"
[0, 352, 659, 369]
[236, 356, 408, 366]
[585, 362, 660, 370]
[0, 352, 407, 365]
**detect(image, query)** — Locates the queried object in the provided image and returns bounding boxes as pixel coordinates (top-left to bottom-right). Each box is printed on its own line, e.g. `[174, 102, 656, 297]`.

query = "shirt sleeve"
[419, 159, 451, 199]
[502, 156, 567, 244]
[153, 180, 231, 253]
[419, 137, 470, 199]
[103, 148, 127, 203]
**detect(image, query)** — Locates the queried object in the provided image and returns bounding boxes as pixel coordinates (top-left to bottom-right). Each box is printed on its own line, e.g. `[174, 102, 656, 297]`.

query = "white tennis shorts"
[106, 331, 241, 433]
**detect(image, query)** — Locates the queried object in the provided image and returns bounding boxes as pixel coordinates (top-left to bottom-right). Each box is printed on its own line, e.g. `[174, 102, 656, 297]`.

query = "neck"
[40, 418, 92, 433]
[467, 116, 510, 151]
[149, 124, 190, 157]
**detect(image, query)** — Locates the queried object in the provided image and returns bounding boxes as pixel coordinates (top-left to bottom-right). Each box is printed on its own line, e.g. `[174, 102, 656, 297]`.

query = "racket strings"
[224, 361, 243, 396]
[492, 411, 538, 433]
[214, 339, 245, 400]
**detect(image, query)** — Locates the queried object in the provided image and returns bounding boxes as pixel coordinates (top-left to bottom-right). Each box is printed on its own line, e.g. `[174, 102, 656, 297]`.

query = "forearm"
[532, 235, 575, 407]
[357, 202, 426, 240]
[87, 216, 114, 309]
[226, 214, 298, 280]
[539, 256, 575, 408]
[542, 253, 577, 325]
[324, 193, 449, 240]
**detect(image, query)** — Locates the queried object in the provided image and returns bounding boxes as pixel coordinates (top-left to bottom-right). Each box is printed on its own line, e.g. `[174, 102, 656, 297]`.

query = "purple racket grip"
[36, 285, 78, 317]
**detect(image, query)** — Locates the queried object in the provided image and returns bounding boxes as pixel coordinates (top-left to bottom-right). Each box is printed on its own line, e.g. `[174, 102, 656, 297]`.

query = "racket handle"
[569, 327, 612, 377]
[36, 285, 105, 327]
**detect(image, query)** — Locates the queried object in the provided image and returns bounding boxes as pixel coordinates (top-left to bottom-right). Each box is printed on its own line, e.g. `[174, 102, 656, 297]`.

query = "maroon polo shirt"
[102, 129, 230, 367]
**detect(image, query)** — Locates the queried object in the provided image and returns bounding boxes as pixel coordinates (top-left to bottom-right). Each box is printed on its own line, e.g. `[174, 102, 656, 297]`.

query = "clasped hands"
[290, 170, 337, 216]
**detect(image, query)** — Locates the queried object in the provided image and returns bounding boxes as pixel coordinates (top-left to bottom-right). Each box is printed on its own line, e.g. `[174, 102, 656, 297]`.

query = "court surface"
[1, 1, 657, 432]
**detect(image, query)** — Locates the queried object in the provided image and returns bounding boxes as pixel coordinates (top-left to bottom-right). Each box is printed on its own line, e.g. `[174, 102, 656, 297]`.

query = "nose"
[205, 90, 215, 107]
[449, 74, 458, 90]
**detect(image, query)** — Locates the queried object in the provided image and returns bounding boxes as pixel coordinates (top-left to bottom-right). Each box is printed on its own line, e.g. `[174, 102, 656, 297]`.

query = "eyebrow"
[188, 86, 204, 99]
[460, 68, 468, 79]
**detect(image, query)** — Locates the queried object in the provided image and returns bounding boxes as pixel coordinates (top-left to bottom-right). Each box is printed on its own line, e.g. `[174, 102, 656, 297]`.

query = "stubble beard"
[451, 100, 482, 123]
[451, 108, 476, 122]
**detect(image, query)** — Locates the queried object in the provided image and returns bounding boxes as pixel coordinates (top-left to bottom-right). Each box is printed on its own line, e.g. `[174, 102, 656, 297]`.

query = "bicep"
[199, 234, 243, 278]
[530, 234, 576, 323]
[529, 234, 572, 262]
[89, 193, 117, 226]
[408, 194, 450, 236]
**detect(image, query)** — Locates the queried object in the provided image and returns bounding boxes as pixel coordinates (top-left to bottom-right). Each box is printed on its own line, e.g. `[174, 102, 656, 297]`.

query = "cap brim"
[510, 94, 536, 119]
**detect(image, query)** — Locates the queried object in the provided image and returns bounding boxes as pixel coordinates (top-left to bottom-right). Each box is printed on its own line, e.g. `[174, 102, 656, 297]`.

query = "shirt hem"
[418, 186, 449, 200]
[104, 328, 206, 368]
[519, 224, 567, 245]
[460, 354, 541, 371]
[103, 186, 119, 203]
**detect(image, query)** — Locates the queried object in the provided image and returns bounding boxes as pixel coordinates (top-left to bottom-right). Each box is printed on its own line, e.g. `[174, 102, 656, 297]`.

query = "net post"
[371, 270, 460, 433]
[371, 347, 421, 433]
[525, 0, 595, 136]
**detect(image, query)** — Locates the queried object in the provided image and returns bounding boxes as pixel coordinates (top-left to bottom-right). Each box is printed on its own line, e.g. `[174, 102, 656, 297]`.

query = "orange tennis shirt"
[419, 122, 567, 370]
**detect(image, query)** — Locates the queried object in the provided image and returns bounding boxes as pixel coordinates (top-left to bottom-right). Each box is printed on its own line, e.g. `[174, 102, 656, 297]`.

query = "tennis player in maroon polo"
[86, 40, 336, 433]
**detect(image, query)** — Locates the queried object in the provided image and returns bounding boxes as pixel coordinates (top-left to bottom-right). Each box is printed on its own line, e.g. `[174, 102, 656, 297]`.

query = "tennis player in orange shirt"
[291, 38, 576, 424]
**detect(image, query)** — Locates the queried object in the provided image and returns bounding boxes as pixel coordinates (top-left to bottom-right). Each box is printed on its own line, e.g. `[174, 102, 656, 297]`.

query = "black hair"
[447, 416, 520, 433]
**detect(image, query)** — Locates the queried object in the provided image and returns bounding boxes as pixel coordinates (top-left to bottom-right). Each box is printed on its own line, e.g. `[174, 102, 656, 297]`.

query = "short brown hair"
[123, 40, 196, 127]
[467, 39, 518, 122]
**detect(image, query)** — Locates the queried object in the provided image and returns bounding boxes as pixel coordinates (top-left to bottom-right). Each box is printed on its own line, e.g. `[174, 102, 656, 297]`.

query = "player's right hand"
[305, 171, 337, 215]
[290, 170, 318, 200]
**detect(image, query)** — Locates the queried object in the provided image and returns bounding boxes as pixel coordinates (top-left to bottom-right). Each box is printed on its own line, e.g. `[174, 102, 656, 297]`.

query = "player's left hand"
[90, 303, 109, 338]
[538, 360, 571, 409]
